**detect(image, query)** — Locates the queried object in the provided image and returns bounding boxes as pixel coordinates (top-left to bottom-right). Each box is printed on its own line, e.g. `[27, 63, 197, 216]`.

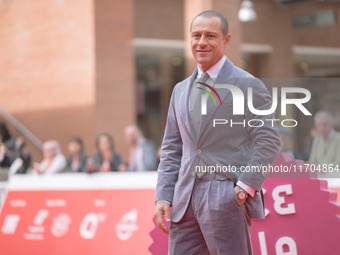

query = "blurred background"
[0, 1, 340, 254]
[0, 0, 339, 170]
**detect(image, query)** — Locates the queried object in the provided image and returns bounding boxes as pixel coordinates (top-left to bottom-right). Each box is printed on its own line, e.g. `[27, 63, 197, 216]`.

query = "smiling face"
[315, 116, 333, 140]
[190, 16, 231, 72]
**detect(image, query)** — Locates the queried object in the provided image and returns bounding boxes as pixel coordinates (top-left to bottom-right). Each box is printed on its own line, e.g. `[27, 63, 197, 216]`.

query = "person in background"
[93, 133, 122, 172]
[309, 111, 340, 172]
[0, 122, 11, 145]
[0, 121, 31, 173]
[0, 122, 12, 168]
[66, 136, 88, 172]
[33, 140, 66, 174]
[278, 126, 302, 160]
[85, 157, 100, 173]
[0, 143, 9, 168]
[124, 124, 158, 171]
[304, 127, 317, 161]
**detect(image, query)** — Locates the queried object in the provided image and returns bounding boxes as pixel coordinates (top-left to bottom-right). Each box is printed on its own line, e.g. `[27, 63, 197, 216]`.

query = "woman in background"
[33, 140, 66, 174]
[66, 136, 88, 172]
[92, 133, 122, 172]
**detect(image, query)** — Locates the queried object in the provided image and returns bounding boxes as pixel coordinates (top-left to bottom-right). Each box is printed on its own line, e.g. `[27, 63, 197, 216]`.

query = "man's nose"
[198, 36, 208, 47]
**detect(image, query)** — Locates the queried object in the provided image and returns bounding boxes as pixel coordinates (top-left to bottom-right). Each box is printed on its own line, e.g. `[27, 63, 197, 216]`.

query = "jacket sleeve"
[155, 85, 183, 204]
[238, 79, 281, 191]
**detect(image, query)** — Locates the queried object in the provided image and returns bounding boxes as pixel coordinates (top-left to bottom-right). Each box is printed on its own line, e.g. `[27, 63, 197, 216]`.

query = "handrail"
[0, 105, 43, 151]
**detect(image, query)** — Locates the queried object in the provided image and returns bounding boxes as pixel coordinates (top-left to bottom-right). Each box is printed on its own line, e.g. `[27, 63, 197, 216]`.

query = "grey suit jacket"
[155, 57, 281, 222]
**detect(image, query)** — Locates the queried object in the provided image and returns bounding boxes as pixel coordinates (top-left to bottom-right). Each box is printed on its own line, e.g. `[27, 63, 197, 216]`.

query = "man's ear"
[224, 33, 231, 48]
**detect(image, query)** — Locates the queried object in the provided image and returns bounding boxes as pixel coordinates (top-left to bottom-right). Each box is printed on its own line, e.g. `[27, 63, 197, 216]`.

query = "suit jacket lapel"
[177, 68, 198, 145]
[198, 57, 237, 139]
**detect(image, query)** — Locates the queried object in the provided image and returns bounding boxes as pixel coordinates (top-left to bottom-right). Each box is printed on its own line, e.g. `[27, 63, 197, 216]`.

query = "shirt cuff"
[236, 181, 255, 197]
[155, 200, 171, 205]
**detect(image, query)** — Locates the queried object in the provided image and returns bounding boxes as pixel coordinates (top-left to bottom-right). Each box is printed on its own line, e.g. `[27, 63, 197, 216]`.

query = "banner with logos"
[1, 155, 340, 255]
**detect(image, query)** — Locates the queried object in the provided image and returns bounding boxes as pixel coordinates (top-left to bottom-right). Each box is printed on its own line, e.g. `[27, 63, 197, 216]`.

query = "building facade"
[0, 0, 339, 162]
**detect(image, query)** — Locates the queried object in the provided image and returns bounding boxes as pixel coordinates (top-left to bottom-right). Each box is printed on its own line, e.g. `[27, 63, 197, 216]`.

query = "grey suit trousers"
[169, 177, 252, 255]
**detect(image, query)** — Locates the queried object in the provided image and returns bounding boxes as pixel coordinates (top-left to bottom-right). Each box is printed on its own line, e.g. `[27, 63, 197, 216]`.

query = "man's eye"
[207, 35, 214, 38]
[193, 34, 200, 38]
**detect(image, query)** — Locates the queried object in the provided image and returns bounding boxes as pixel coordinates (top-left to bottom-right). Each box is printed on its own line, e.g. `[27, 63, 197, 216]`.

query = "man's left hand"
[234, 185, 248, 205]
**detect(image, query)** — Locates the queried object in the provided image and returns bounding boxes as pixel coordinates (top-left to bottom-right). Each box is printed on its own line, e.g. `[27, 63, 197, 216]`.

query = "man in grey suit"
[154, 10, 280, 255]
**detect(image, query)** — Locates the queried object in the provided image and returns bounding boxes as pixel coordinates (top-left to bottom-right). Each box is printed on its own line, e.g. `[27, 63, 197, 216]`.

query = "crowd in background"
[0, 123, 158, 175]
[1, 110, 340, 176]
[278, 110, 340, 177]
[0, 122, 31, 174]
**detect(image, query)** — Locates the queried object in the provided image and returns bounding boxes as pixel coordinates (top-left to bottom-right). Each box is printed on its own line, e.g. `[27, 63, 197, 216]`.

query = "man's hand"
[154, 201, 171, 235]
[234, 185, 248, 205]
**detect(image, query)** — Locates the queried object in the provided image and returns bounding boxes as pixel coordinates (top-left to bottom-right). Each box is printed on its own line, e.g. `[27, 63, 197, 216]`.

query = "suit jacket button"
[197, 149, 202, 154]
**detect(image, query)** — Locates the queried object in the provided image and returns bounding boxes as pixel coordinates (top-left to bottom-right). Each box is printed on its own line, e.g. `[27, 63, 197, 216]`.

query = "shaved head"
[191, 10, 229, 36]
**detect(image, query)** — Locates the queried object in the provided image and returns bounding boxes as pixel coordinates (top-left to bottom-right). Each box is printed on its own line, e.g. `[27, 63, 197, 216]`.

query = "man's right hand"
[154, 201, 171, 235]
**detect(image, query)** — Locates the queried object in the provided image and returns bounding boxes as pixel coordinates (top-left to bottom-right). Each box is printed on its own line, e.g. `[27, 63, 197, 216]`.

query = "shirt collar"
[197, 55, 226, 80]
[326, 129, 335, 141]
